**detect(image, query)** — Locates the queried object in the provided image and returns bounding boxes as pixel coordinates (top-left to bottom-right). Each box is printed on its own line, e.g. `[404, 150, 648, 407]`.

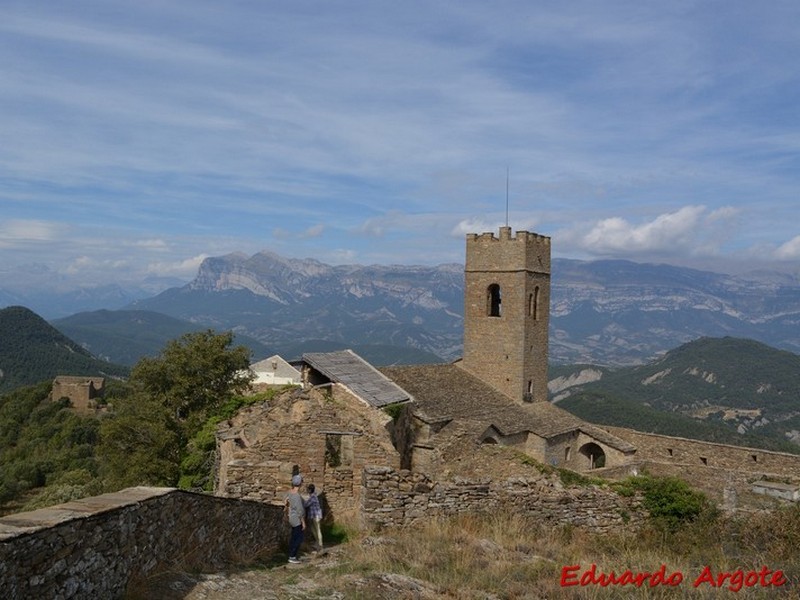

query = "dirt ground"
[130, 546, 456, 600]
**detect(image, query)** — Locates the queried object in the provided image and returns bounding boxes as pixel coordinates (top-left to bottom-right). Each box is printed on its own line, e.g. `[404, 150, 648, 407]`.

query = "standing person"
[305, 483, 323, 552]
[285, 474, 306, 563]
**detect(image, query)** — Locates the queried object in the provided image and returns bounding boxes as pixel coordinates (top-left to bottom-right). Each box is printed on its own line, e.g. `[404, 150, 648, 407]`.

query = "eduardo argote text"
[561, 564, 787, 592]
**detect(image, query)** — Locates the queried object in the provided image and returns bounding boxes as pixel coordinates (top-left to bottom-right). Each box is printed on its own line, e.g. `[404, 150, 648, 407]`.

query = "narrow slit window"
[529, 286, 540, 319]
[487, 284, 502, 317]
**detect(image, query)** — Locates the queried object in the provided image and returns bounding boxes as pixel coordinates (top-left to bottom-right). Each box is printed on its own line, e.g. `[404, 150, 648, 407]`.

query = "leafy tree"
[95, 330, 255, 492]
[96, 392, 182, 490]
[129, 330, 253, 436]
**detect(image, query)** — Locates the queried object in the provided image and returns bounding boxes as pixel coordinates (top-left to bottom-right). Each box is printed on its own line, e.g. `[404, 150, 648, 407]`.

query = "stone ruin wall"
[361, 466, 646, 533]
[606, 426, 800, 475]
[217, 385, 401, 520]
[50, 377, 105, 413]
[0, 487, 284, 600]
[1, 467, 649, 599]
[602, 426, 800, 507]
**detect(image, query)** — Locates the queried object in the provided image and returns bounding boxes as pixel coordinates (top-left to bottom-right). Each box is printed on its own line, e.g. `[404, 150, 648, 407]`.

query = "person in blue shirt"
[284, 474, 306, 563]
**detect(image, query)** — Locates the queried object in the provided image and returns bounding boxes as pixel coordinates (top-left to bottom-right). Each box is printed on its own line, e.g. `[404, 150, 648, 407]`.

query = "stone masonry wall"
[217, 386, 400, 520]
[0, 487, 285, 600]
[361, 466, 645, 533]
[601, 427, 800, 508]
[605, 426, 800, 476]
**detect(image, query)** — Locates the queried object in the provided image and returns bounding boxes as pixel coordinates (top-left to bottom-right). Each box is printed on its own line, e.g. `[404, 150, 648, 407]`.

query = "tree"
[129, 330, 253, 436]
[97, 392, 182, 489]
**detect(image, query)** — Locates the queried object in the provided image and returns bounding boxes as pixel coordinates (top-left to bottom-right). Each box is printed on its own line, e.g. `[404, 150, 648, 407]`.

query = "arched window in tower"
[528, 286, 540, 319]
[487, 284, 502, 317]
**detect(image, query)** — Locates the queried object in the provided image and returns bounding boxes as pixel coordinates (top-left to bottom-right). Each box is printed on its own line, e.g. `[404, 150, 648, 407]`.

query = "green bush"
[613, 474, 709, 530]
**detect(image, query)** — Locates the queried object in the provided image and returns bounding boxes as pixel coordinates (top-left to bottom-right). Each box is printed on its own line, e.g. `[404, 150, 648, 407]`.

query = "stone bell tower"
[461, 226, 551, 403]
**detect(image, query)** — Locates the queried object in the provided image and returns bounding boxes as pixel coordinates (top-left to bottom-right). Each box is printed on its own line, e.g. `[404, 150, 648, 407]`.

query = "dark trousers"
[289, 524, 304, 558]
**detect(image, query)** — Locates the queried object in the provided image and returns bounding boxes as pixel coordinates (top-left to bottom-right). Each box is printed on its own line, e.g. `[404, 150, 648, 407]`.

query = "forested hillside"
[0, 382, 104, 513]
[0, 306, 129, 393]
[0, 331, 269, 515]
[556, 337, 800, 452]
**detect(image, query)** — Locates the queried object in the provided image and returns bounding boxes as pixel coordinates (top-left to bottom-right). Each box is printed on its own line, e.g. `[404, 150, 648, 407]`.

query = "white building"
[250, 355, 301, 386]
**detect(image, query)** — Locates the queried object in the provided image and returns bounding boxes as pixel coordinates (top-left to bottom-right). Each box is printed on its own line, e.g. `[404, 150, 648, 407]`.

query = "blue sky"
[2, 0, 799, 290]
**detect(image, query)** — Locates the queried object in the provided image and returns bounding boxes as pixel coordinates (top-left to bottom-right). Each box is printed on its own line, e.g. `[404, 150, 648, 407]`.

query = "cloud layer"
[2, 0, 799, 289]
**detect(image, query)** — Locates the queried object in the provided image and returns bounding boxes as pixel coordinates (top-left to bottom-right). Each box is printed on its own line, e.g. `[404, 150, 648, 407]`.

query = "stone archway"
[579, 442, 606, 469]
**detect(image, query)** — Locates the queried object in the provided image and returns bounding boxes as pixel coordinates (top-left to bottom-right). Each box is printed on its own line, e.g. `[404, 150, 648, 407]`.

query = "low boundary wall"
[361, 467, 646, 532]
[0, 487, 285, 599]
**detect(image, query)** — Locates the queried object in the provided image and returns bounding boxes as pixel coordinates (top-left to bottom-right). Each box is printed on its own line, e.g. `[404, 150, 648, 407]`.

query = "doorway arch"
[579, 442, 606, 469]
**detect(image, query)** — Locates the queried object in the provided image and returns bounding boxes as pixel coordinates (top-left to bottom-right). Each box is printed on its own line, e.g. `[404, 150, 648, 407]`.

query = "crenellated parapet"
[465, 226, 551, 274]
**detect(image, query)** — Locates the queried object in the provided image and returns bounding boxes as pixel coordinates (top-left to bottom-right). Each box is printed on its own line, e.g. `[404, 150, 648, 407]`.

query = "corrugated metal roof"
[302, 349, 411, 408]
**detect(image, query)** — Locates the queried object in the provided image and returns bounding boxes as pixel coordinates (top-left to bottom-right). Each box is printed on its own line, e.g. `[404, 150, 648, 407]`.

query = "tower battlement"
[465, 226, 551, 274]
[465, 225, 550, 243]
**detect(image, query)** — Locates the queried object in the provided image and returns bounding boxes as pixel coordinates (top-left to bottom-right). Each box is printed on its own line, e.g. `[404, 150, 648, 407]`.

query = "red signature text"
[692, 566, 786, 592]
[560, 564, 682, 588]
[561, 564, 788, 592]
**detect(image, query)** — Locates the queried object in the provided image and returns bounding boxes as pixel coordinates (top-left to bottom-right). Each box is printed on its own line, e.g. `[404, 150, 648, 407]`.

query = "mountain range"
[4, 250, 800, 366]
[125, 251, 800, 366]
[3, 303, 799, 455]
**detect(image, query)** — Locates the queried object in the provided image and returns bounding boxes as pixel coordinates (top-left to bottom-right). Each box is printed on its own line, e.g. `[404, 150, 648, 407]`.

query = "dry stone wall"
[605, 426, 800, 475]
[0, 487, 284, 600]
[361, 466, 645, 533]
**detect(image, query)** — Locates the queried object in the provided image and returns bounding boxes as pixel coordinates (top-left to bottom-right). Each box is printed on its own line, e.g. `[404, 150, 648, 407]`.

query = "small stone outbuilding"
[50, 376, 105, 413]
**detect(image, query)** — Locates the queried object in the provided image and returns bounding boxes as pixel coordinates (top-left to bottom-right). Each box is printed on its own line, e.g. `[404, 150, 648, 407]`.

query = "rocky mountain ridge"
[132, 251, 465, 361]
[131, 252, 800, 366]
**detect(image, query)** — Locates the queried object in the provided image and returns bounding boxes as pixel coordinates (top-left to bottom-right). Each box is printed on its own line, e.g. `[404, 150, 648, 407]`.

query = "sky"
[2, 0, 800, 292]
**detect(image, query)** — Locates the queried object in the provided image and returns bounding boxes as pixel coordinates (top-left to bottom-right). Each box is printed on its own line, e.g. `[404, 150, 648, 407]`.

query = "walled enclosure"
[0, 487, 284, 599]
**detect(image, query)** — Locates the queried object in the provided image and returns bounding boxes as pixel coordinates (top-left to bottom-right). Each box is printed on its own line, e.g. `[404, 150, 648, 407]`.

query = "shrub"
[613, 474, 710, 530]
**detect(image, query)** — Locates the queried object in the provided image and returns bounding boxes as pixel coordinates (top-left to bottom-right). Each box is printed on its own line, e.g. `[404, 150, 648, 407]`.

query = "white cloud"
[451, 219, 504, 238]
[133, 238, 170, 251]
[0, 219, 63, 246]
[146, 254, 209, 278]
[579, 206, 707, 254]
[302, 224, 324, 239]
[774, 236, 800, 260]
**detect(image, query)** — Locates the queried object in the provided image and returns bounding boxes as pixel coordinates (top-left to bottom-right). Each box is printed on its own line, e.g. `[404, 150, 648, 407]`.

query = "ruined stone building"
[50, 376, 105, 413]
[216, 226, 800, 517]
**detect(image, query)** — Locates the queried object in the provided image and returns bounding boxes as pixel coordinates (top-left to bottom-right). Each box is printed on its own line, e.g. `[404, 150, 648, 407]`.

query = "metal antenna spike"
[505, 166, 509, 227]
